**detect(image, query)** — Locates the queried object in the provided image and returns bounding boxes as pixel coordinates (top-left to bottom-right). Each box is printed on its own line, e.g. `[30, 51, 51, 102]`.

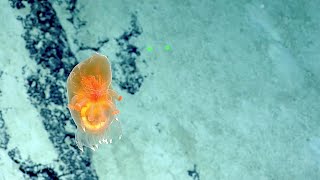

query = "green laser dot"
[164, 45, 171, 51]
[146, 46, 153, 52]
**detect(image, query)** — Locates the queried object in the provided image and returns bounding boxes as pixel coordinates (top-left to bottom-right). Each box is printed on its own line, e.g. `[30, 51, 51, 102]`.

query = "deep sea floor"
[0, 0, 320, 179]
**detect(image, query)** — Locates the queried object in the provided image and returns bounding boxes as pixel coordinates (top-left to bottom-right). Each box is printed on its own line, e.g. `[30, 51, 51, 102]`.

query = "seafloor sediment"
[0, 0, 320, 179]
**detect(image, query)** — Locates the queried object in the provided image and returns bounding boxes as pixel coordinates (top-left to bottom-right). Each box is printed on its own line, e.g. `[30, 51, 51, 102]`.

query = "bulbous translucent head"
[67, 53, 122, 151]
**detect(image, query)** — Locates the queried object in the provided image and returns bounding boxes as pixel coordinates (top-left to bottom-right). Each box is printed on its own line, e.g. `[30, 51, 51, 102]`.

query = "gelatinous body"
[67, 53, 122, 151]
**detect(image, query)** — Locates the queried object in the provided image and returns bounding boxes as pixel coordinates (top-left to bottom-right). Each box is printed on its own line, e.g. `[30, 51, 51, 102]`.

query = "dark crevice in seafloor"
[9, 0, 97, 179]
[0, 70, 10, 151]
[114, 13, 145, 95]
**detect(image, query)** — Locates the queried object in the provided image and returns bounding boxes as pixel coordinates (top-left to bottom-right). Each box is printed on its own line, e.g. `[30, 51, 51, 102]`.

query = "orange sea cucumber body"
[67, 53, 122, 151]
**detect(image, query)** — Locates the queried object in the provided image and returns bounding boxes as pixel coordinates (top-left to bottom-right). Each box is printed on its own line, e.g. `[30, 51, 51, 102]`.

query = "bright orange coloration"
[67, 53, 122, 151]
